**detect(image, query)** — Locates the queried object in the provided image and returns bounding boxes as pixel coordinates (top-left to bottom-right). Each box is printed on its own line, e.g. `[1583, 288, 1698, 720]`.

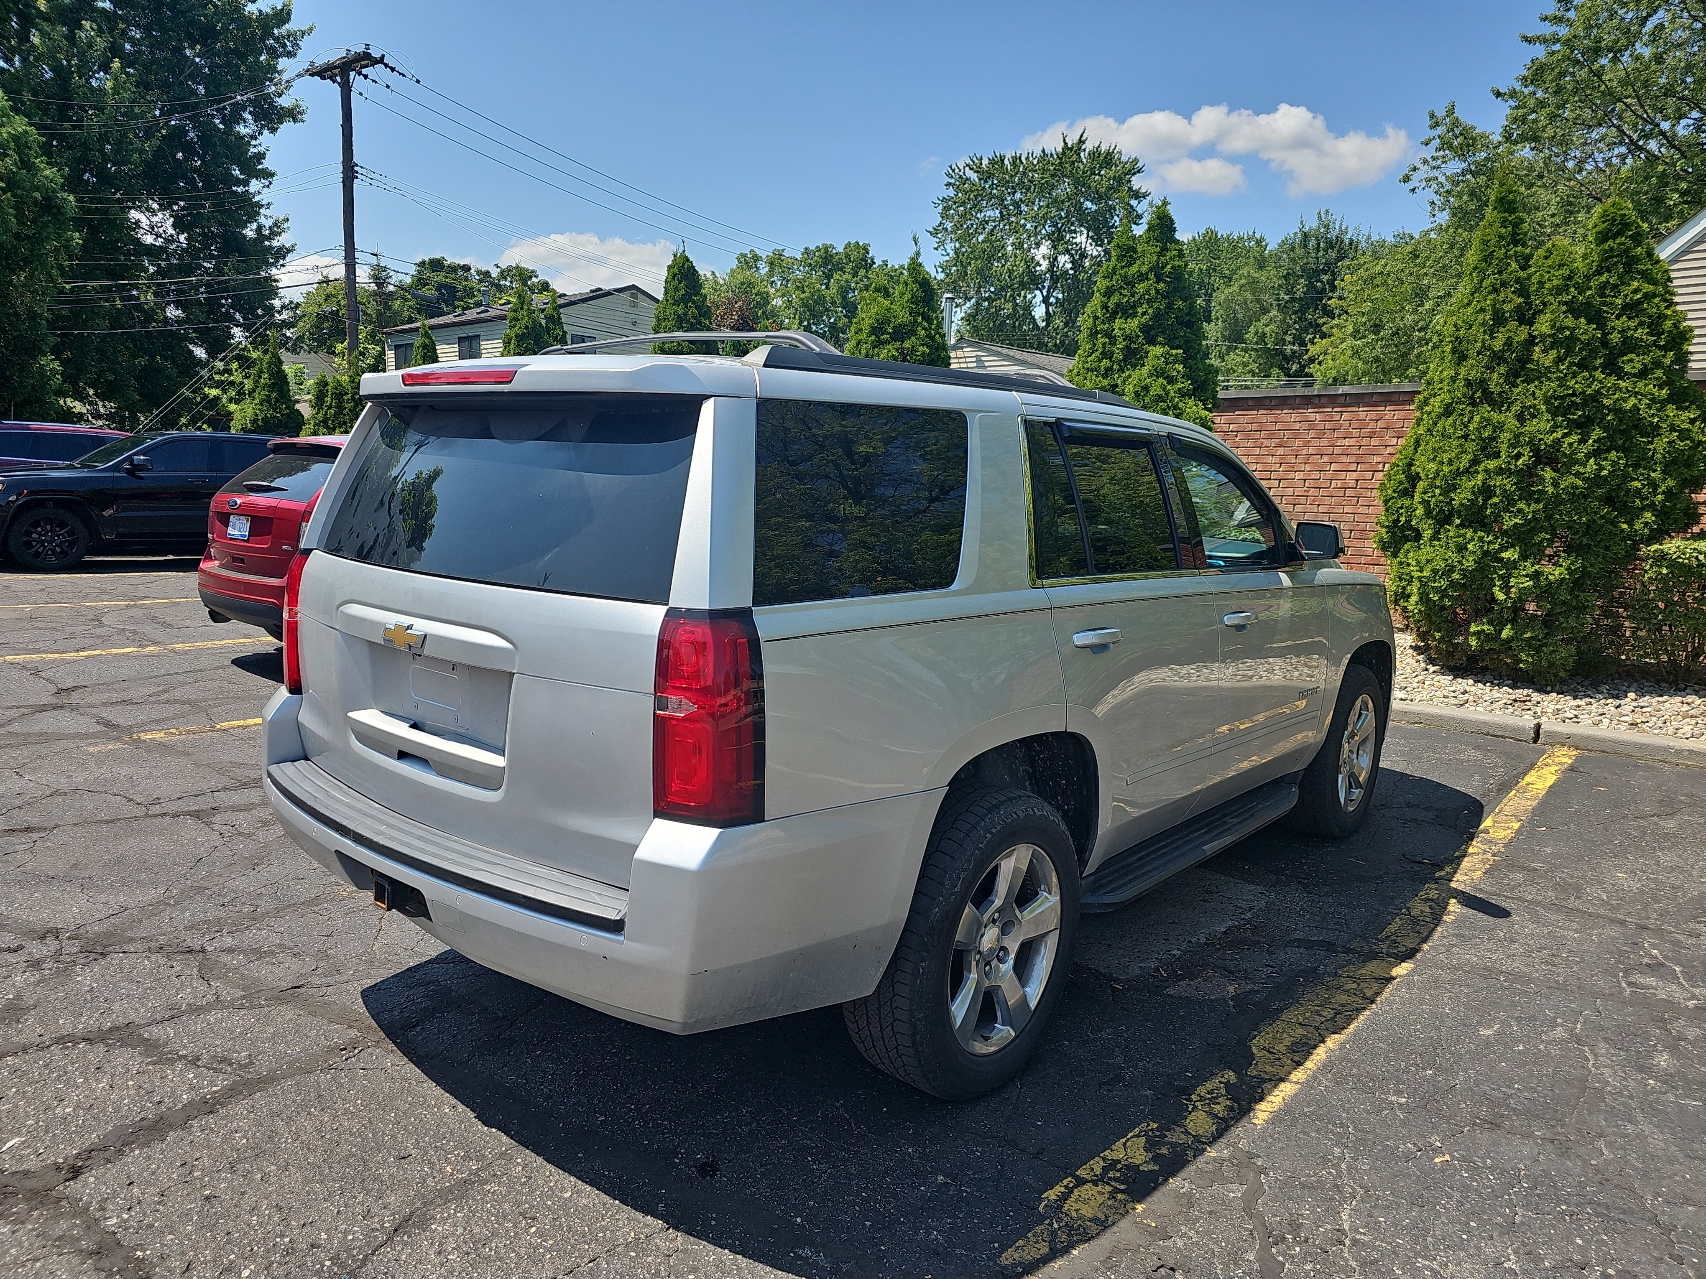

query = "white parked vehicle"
[262, 338, 1394, 1099]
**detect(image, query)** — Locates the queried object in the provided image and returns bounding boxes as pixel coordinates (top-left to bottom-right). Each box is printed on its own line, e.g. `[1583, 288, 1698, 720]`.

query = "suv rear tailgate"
[293, 391, 706, 892]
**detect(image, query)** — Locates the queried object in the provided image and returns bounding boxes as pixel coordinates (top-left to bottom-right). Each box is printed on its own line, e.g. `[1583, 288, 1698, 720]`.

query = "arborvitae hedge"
[1069, 200, 1215, 425]
[232, 332, 303, 436]
[501, 289, 546, 356]
[411, 319, 438, 366]
[652, 250, 716, 354]
[1377, 173, 1706, 682]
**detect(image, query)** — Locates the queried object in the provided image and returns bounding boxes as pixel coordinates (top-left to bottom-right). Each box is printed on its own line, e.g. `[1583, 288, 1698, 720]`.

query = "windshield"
[73, 434, 156, 467]
[219, 453, 337, 503]
[321, 395, 703, 603]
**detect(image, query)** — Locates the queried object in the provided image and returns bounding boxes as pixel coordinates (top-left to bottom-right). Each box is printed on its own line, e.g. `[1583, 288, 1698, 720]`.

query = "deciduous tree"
[0, 0, 305, 427]
[0, 89, 77, 418]
[933, 132, 1146, 355]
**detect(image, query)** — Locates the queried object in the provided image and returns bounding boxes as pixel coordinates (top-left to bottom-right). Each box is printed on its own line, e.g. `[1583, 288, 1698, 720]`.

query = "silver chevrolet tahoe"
[261, 340, 1394, 1100]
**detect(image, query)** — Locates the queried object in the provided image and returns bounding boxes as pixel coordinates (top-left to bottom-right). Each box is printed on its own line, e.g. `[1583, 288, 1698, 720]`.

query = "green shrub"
[1377, 175, 1706, 684]
[1624, 537, 1706, 684]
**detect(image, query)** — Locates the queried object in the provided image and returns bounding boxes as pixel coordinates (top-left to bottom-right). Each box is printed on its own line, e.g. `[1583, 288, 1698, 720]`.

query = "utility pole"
[304, 47, 383, 376]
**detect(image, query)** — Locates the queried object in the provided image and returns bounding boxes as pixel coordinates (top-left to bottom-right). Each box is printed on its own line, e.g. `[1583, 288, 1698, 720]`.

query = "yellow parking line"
[0, 597, 199, 609]
[89, 717, 265, 750]
[998, 745, 1579, 1270]
[1, 636, 271, 663]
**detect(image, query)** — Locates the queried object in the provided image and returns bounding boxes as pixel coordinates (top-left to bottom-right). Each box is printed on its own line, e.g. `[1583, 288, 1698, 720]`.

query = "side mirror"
[1294, 520, 1344, 560]
[124, 455, 153, 474]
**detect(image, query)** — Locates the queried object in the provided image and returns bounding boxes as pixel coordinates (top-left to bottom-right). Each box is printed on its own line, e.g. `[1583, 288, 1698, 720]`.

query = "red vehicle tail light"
[653, 608, 764, 826]
[282, 551, 310, 695]
[400, 365, 521, 386]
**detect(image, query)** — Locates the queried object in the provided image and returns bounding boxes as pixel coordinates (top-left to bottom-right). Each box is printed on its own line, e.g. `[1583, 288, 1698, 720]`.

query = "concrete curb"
[1537, 723, 1706, 769]
[1391, 701, 1540, 743]
[1392, 700, 1706, 769]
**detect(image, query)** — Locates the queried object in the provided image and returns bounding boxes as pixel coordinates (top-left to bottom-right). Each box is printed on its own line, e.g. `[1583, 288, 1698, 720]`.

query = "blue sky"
[272, 0, 1544, 297]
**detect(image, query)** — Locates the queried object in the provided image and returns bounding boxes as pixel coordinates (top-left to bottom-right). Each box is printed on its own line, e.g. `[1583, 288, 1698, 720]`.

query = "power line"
[353, 86, 755, 258]
[370, 75, 789, 254]
[357, 167, 666, 285]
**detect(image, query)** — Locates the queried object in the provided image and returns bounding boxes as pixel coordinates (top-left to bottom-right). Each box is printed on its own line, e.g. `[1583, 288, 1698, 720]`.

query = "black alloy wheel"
[6, 506, 92, 571]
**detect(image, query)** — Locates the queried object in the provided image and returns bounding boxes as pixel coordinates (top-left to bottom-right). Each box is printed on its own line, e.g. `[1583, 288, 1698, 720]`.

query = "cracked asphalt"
[2, 559, 1702, 1279]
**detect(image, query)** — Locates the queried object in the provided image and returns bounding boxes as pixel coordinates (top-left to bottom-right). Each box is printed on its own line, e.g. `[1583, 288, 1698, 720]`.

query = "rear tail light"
[282, 551, 310, 695]
[653, 608, 764, 826]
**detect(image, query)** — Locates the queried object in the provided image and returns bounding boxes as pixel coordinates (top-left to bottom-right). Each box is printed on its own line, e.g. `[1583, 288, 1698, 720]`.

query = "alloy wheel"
[21, 513, 82, 566]
[1336, 692, 1378, 812]
[947, 842, 1063, 1055]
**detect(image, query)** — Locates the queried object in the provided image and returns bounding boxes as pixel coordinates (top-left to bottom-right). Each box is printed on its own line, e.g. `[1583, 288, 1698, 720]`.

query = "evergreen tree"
[501, 289, 547, 357]
[1068, 201, 1215, 421]
[411, 320, 438, 366]
[843, 251, 949, 366]
[652, 249, 716, 354]
[231, 332, 302, 436]
[1378, 170, 1537, 671]
[1377, 177, 1706, 682]
[305, 373, 331, 437]
[539, 292, 566, 348]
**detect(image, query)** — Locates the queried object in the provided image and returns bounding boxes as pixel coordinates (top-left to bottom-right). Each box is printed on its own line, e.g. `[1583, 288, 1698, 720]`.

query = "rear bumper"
[260, 688, 939, 1034]
[198, 564, 284, 635]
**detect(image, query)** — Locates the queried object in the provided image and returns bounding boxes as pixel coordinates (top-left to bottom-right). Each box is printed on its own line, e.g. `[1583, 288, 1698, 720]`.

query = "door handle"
[1072, 627, 1122, 649]
[1222, 611, 1257, 628]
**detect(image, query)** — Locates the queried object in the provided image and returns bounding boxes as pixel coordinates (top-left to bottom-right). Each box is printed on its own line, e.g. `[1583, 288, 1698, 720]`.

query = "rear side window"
[220, 453, 337, 502]
[753, 399, 968, 607]
[1026, 420, 1180, 580]
[0, 431, 31, 459]
[321, 394, 702, 603]
[33, 431, 113, 462]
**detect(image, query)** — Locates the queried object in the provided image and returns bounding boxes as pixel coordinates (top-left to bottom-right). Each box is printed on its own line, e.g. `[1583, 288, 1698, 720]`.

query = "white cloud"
[1157, 156, 1247, 196]
[499, 231, 672, 293]
[1024, 104, 1409, 197]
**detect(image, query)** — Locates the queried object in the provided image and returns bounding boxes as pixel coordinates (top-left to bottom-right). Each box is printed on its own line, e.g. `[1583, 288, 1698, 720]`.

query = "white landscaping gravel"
[1394, 632, 1706, 741]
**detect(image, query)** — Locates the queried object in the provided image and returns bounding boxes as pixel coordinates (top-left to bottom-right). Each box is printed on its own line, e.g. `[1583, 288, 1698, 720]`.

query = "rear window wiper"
[243, 480, 290, 493]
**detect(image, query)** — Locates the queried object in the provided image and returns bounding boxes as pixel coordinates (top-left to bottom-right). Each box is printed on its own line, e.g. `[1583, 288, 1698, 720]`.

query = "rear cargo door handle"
[1072, 628, 1122, 650]
[346, 708, 505, 790]
[1222, 611, 1257, 629]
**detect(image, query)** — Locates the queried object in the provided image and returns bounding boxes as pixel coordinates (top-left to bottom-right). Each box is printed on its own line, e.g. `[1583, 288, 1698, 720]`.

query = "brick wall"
[1212, 384, 1420, 576]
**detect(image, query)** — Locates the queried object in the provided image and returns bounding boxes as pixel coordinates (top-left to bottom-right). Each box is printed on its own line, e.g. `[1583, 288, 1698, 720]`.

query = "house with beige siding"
[382, 284, 659, 370]
[1659, 206, 1706, 389]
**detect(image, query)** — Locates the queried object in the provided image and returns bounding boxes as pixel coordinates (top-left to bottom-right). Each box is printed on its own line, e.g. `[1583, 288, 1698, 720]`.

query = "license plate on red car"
[227, 514, 250, 540]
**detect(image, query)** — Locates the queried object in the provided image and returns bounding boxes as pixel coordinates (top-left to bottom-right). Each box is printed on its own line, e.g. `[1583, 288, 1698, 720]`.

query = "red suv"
[199, 436, 347, 638]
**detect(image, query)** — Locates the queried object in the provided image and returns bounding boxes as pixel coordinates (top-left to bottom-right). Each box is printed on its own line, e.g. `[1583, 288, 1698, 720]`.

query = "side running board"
[1080, 779, 1300, 913]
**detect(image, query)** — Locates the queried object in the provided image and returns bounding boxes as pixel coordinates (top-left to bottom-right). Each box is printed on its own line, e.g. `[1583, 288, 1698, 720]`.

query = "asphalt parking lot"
[2, 561, 1702, 1279]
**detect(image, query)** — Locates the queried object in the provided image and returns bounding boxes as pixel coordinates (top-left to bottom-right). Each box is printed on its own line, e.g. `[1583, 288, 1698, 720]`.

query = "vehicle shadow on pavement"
[0, 555, 200, 575]
[231, 648, 283, 683]
[362, 766, 1488, 1279]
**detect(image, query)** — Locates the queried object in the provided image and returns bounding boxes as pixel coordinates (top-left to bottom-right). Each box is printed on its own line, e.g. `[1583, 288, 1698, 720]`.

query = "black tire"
[1285, 663, 1386, 838]
[843, 786, 1081, 1100]
[6, 505, 92, 571]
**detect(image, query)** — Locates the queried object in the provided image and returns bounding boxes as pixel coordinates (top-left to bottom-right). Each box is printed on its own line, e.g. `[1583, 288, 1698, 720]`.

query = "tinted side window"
[1060, 433, 1178, 575]
[0, 431, 32, 459]
[1170, 443, 1286, 571]
[1026, 420, 1089, 579]
[1026, 420, 1180, 580]
[754, 399, 968, 607]
[146, 436, 217, 471]
[34, 432, 109, 462]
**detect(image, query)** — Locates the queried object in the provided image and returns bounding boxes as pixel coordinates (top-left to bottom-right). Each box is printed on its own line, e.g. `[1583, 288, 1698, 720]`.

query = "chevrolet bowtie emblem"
[382, 621, 424, 652]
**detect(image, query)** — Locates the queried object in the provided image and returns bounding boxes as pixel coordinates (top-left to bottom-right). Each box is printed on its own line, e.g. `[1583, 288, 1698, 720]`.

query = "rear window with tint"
[220, 453, 338, 503]
[754, 399, 969, 607]
[321, 394, 702, 603]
